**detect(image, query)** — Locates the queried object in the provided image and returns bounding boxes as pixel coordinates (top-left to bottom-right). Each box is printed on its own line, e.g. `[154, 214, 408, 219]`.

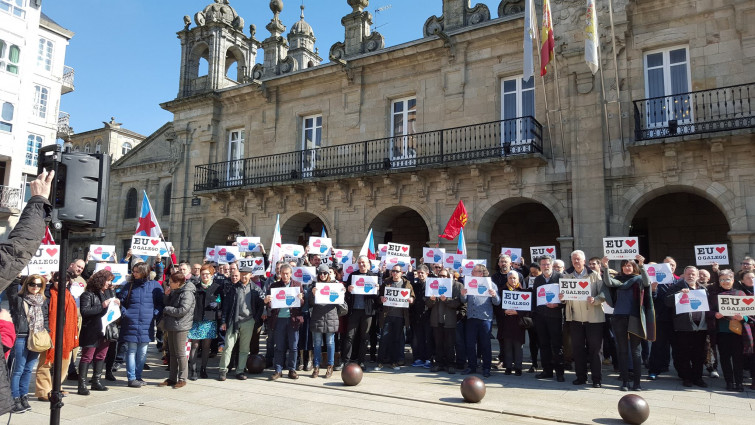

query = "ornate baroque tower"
[287, 5, 322, 70]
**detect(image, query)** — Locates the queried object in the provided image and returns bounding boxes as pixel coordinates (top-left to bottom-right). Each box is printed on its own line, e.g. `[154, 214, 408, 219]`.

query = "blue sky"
[43, 1, 503, 137]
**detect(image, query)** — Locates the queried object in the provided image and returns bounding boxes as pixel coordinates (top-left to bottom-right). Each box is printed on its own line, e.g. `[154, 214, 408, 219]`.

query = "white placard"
[559, 278, 591, 301]
[24, 244, 60, 275]
[69, 280, 86, 299]
[718, 295, 755, 316]
[342, 262, 357, 282]
[674, 289, 709, 313]
[500, 247, 523, 263]
[603, 237, 640, 260]
[158, 242, 173, 258]
[425, 278, 453, 297]
[350, 275, 379, 295]
[292, 267, 316, 286]
[280, 244, 305, 259]
[101, 300, 121, 334]
[130, 236, 161, 256]
[383, 255, 410, 272]
[238, 258, 266, 276]
[460, 259, 487, 276]
[386, 243, 410, 257]
[536, 283, 560, 306]
[383, 286, 410, 308]
[694, 244, 729, 266]
[270, 286, 301, 309]
[377, 244, 388, 258]
[530, 246, 557, 261]
[644, 263, 674, 284]
[94, 263, 128, 286]
[499, 291, 532, 311]
[423, 247, 446, 265]
[464, 276, 493, 297]
[205, 247, 218, 262]
[308, 237, 333, 256]
[443, 253, 463, 270]
[236, 236, 261, 253]
[215, 245, 240, 264]
[315, 282, 346, 305]
[89, 245, 116, 262]
[369, 260, 381, 274]
[332, 249, 353, 265]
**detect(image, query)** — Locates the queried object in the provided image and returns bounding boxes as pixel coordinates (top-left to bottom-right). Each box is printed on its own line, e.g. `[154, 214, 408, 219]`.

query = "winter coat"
[223, 281, 265, 331]
[345, 271, 380, 316]
[603, 267, 655, 341]
[193, 280, 222, 322]
[118, 278, 164, 343]
[45, 284, 79, 364]
[0, 195, 51, 294]
[266, 280, 304, 330]
[8, 290, 50, 336]
[532, 272, 564, 320]
[162, 281, 196, 332]
[409, 278, 431, 325]
[664, 279, 712, 332]
[498, 285, 529, 343]
[79, 290, 108, 347]
[308, 281, 347, 334]
[561, 268, 608, 323]
[377, 277, 415, 328]
[426, 281, 462, 328]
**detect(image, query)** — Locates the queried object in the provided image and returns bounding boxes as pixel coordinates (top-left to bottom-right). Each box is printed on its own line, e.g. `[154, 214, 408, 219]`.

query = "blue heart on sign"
[546, 293, 555, 303]
[433, 254, 441, 262]
[438, 286, 447, 295]
[226, 253, 235, 262]
[102, 252, 110, 260]
[511, 254, 518, 261]
[340, 257, 348, 264]
[477, 286, 486, 295]
[159, 248, 167, 256]
[248, 243, 257, 251]
[113, 273, 122, 282]
[454, 261, 461, 269]
[107, 311, 114, 321]
[285, 295, 295, 306]
[293, 250, 301, 257]
[656, 272, 666, 282]
[363, 284, 374, 293]
[397, 261, 406, 267]
[319, 246, 328, 254]
[302, 274, 312, 283]
[690, 299, 702, 310]
[329, 292, 339, 302]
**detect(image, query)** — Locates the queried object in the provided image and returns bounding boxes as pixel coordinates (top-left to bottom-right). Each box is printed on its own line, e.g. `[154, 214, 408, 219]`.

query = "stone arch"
[225, 45, 245, 82]
[188, 42, 210, 79]
[474, 196, 570, 244]
[368, 205, 432, 258]
[204, 218, 244, 249]
[280, 212, 330, 246]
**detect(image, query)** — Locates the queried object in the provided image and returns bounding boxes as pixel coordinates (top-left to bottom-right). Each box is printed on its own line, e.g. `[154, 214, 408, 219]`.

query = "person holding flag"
[439, 201, 468, 241]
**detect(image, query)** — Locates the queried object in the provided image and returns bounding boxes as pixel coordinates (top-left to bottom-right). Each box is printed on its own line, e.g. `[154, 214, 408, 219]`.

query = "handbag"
[729, 319, 743, 335]
[518, 316, 534, 330]
[23, 302, 53, 352]
[104, 321, 120, 342]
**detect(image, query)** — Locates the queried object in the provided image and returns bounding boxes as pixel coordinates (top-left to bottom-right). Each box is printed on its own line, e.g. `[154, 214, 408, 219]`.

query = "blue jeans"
[298, 312, 313, 351]
[312, 332, 334, 367]
[11, 336, 39, 398]
[273, 322, 299, 373]
[465, 318, 492, 371]
[126, 342, 149, 381]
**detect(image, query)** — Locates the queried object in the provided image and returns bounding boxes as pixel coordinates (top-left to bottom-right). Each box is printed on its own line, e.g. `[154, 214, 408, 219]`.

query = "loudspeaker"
[37, 145, 110, 230]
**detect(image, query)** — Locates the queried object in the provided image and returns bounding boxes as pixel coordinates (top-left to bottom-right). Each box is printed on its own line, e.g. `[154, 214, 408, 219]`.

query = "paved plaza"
[6, 337, 755, 425]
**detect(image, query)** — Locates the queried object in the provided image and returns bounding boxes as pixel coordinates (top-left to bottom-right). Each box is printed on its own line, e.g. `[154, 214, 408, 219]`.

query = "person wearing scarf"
[601, 255, 654, 391]
[710, 269, 751, 392]
[188, 264, 221, 380]
[499, 271, 530, 376]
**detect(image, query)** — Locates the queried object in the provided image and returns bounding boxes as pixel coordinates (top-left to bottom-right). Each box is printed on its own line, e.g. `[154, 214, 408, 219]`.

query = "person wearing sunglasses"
[308, 264, 347, 378]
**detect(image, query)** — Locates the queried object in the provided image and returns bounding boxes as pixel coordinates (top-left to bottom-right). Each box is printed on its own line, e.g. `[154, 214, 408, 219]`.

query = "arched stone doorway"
[204, 218, 244, 249]
[281, 213, 327, 246]
[629, 192, 730, 267]
[370, 206, 430, 260]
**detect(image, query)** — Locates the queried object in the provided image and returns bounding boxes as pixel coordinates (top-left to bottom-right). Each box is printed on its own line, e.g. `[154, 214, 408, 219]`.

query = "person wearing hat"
[308, 264, 348, 378]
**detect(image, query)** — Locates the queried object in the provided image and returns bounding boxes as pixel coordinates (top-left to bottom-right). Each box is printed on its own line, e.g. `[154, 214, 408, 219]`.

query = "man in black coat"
[532, 256, 565, 382]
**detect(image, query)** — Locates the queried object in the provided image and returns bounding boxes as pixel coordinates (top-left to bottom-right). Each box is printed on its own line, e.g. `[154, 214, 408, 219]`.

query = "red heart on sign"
[94, 247, 103, 254]
[46, 248, 58, 257]
[294, 269, 303, 278]
[716, 247, 726, 254]
[400, 290, 409, 297]
[276, 243, 281, 248]
[209, 250, 216, 256]
[320, 286, 330, 295]
[427, 250, 434, 256]
[446, 256, 454, 264]
[346, 266, 354, 273]
[313, 240, 321, 248]
[219, 248, 227, 256]
[356, 278, 364, 286]
[546, 248, 554, 254]
[105, 266, 112, 271]
[505, 249, 512, 255]
[521, 294, 530, 300]
[390, 258, 397, 264]
[647, 267, 656, 277]
[466, 261, 474, 267]
[401, 247, 408, 252]
[276, 290, 286, 300]
[240, 239, 248, 246]
[578, 281, 589, 289]
[625, 239, 636, 247]
[255, 259, 263, 265]
[335, 251, 342, 258]
[743, 298, 754, 305]
[468, 279, 478, 288]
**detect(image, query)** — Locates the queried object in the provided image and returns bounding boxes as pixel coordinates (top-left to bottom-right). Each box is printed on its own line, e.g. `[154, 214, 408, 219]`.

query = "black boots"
[77, 363, 91, 395]
[189, 363, 198, 381]
[91, 361, 109, 391]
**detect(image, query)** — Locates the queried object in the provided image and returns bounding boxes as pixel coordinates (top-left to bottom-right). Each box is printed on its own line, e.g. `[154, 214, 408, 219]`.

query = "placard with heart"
[270, 286, 301, 309]
[280, 244, 305, 259]
[315, 282, 346, 305]
[24, 244, 60, 275]
[94, 263, 129, 286]
[332, 249, 353, 265]
[536, 283, 560, 306]
[158, 241, 173, 258]
[443, 253, 463, 270]
[717, 295, 755, 316]
[464, 276, 493, 297]
[644, 263, 674, 284]
[424, 278, 453, 297]
[499, 247, 523, 263]
[238, 258, 266, 276]
[383, 286, 411, 308]
[342, 261, 357, 282]
[205, 247, 218, 263]
[382, 254, 410, 272]
[89, 245, 116, 262]
[377, 244, 388, 258]
[350, 275, 379, 295]
[674, 289, 710, 314]
[602, 237, 639, 260]
[369, 260, 381, 274]
[559, 278, 592, 301]
[236, 236, 261, 253]
[100, 300, 121, 333]
[499, 290, 532, 311]
[130, 236, 162, 256]
[423, 247, 446, 265]
[386, 243, 410, 258]
[530, 246, 557, 261]
[308, 237, 333, 256]
[460, 259, 487, 276]
[214, 245, 240, 264]
[694, 244, 729, 266]
[292, 267, 317, 287]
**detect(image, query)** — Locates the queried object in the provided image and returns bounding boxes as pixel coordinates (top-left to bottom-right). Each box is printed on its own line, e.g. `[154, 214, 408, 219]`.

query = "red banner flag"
[439, 201, 468, 240]
[41, 226, 55, 245]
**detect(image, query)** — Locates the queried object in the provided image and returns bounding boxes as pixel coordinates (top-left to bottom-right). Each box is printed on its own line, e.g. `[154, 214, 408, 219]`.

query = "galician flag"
[457, 227, 467, 256]
[540, 0, 555, 76]
[135, 191, 162, 238]
[359, 228, 376, 260]
[585, 0, 599, 74]
[523, 0, 537, 80]
[321, 227, 327, 238]
[267, 214, 282, 277]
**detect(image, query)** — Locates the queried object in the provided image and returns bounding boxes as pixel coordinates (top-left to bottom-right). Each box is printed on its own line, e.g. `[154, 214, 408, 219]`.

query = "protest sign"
[383, 286, 410, 308]
[603, 237, 639, 260]
[674, 289, 709, 313]
[559, 278, 591, 301]
[423, 248, 446, 265]
[308, 237, 333, 255]
[214, 245, 240, 264]
[332, 249, 353, 265]
[536, 283, 560, 306]
[424, 278, 453, 297]
[270, 286, 301, 309]
[315, 282, 346, 305]
[443, 253, 463, 270]
[158, 242, 173, 257]
[24, 245, 60, 275]
[238, 257, 266, 276]
[464, 276, 492, 297]
[500, 247, 523, 263]
[350, 275, 379, 295]
[292, 267, 316, 286]
[718, 295, 755, 317]
[460, 259, 487, 276]
[131, 235, 161, 256]
[386, 243, 410, 257]
[205, 247, 218, 262]
[694, 244, 729, 266]
[383, 255, 410, 272]
[530, 246, 557, 261]
[94, 263, 128, 286]
[342, 262, 357, 281]
[644, 263, 674, 284]
[280, 244, 305, 259]
[89, 245, 116, 262]
[236, 236, 261, 253]
[100, 300, 121, 334]
[499, 291, 532, 311]
[377, 244, 388, 258]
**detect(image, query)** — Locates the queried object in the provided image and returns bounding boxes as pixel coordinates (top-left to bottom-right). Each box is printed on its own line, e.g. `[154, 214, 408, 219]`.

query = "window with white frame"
[390, 97, 416, 163]
[37, 37, 53, 71]
[227, 129, 244, 181]
[301, 114, 322, 172]
[122, 142, 132, 155]
[25, 134, 42, 167]
[0, 0, 26, 19]
[0, 102, 12, 132]
[500, 75, 535, 147]
[0, 40, 20, 74]
[32, 85, 48, 119]
[644, 46, 692, 128]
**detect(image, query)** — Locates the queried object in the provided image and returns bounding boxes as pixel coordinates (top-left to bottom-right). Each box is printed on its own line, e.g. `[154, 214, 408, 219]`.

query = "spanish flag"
[540, 0, 555, 76]
[439, 200, 468, 240]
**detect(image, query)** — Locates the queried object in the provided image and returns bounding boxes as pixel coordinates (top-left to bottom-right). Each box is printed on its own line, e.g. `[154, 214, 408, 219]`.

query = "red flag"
[41, 226, 55, 245]
[439, 201, 468, 240]
[540, 0, 555, 76]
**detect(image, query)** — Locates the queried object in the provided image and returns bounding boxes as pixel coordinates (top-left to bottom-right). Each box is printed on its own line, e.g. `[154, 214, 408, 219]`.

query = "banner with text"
[559, 278, 591, 301]
[24, 245, 60, 275]
[718, 295, 755, 316]
[603, 237, 639, 260]
[530, 246, 557, 261]
[499, 291, 532, 311]
[694, 244, 729, 266]
[383, 286, 410, 308]
[131, 236, 161, 256]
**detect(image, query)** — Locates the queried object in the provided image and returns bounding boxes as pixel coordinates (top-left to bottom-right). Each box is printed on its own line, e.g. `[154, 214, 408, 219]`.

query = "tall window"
[390, 97, 417, 166]
[162, 183, 172, 216]
[37, 37, 53, 71]
[84, 142, 91, 153]
[644, 46, 692, 128]
[122, 142, 132, 155]
[227, 129, 244, 182]
[32, 85, 48, 119]
[0, 40, 20, 74]
[0, 102, 12, 132]
[301, 114, 322, 174]
[500, 75, 535, 148]
[25, 134, 42, 166]
[0, 0, 26, 18]
[124, 188, 137, 219]
[95, 139, 102, 153]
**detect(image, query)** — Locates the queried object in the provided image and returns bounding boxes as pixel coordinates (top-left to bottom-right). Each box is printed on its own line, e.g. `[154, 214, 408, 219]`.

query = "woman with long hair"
[188, 264, 220, 380]
[160, 272, 196, 388]
[77, 269, 117, 395]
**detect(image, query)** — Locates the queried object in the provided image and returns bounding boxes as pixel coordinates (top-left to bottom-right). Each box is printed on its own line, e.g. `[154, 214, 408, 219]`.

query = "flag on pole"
[41, 226, 55, 245]
[359, 228, 376, 260]
[135, 191, 162, 238]
[585, 0, 599, 74]
[321, 227, 327, 238]
[456, 227, 467, 256]
[267, 214, 282, 277]
[523, 0, 537, 80]
[540, 0, 555, 76]
[439, 200, 468, 240]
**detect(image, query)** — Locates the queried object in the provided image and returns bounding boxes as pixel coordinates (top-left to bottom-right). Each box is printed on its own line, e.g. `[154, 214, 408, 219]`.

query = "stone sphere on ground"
[341, 362, 363, 386]
[460, 376, 486, 403]
[618, 394, 650, 424]
[246, 354, 266, 374]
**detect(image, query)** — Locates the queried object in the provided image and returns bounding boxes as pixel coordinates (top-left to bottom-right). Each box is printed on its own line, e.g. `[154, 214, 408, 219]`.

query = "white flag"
[266, 214, 281, 277]
[523, 0, 537, 80]
[585, 0, 599, 74]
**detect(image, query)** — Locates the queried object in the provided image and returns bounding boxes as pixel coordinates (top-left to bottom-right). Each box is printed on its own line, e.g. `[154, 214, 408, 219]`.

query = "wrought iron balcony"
[61, 65, 74, 94]
[194, 116, 543, 192]
[633, 82, 754, 141]
[57, 111, 73, 141]
[0, 185, 21, 213]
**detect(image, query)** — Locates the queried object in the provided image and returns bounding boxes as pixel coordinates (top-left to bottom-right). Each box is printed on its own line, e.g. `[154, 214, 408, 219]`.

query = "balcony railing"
[0, 185, 21, 211]
[57, 111, 73, 140]
[61, 65, 74, 94]
[633, 82, 754, 141]
[194, 116, 543, 192]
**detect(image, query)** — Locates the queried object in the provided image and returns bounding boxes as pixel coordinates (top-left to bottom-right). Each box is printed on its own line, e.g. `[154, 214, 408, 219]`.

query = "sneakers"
[391, 363, 400, 371]
[20, 395, 31, 412]
[128, 380, 144, 388]
[423, 360, 431, 369]
[374, 364, 383, 371]
[411, 359, 424, 367]
[12, 398, 26, 414]
[709, 370, 720, 379]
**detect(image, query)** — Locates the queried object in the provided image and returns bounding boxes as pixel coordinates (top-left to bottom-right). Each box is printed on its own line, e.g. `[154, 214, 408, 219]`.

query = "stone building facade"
[104, 0, 755, 269]
[64, 117, 146, 163]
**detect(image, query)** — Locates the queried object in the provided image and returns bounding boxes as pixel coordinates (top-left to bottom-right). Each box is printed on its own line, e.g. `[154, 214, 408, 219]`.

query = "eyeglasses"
[742, 263, 754, 266]
[391, 270, 402, 273]
[720, 278, 734, 282]
[29, 282, 43, 288]
[318, 272, 329, 275]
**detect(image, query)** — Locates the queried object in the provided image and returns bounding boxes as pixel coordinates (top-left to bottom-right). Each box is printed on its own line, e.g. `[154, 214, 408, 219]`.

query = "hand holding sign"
[602, 237, 639, 260]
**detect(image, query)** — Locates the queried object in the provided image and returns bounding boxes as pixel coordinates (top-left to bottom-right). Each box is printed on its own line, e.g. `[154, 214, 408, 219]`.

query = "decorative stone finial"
[347, 0, 369, 13]
[300, 4, 305, 19]
[270, 0, 283, 17]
